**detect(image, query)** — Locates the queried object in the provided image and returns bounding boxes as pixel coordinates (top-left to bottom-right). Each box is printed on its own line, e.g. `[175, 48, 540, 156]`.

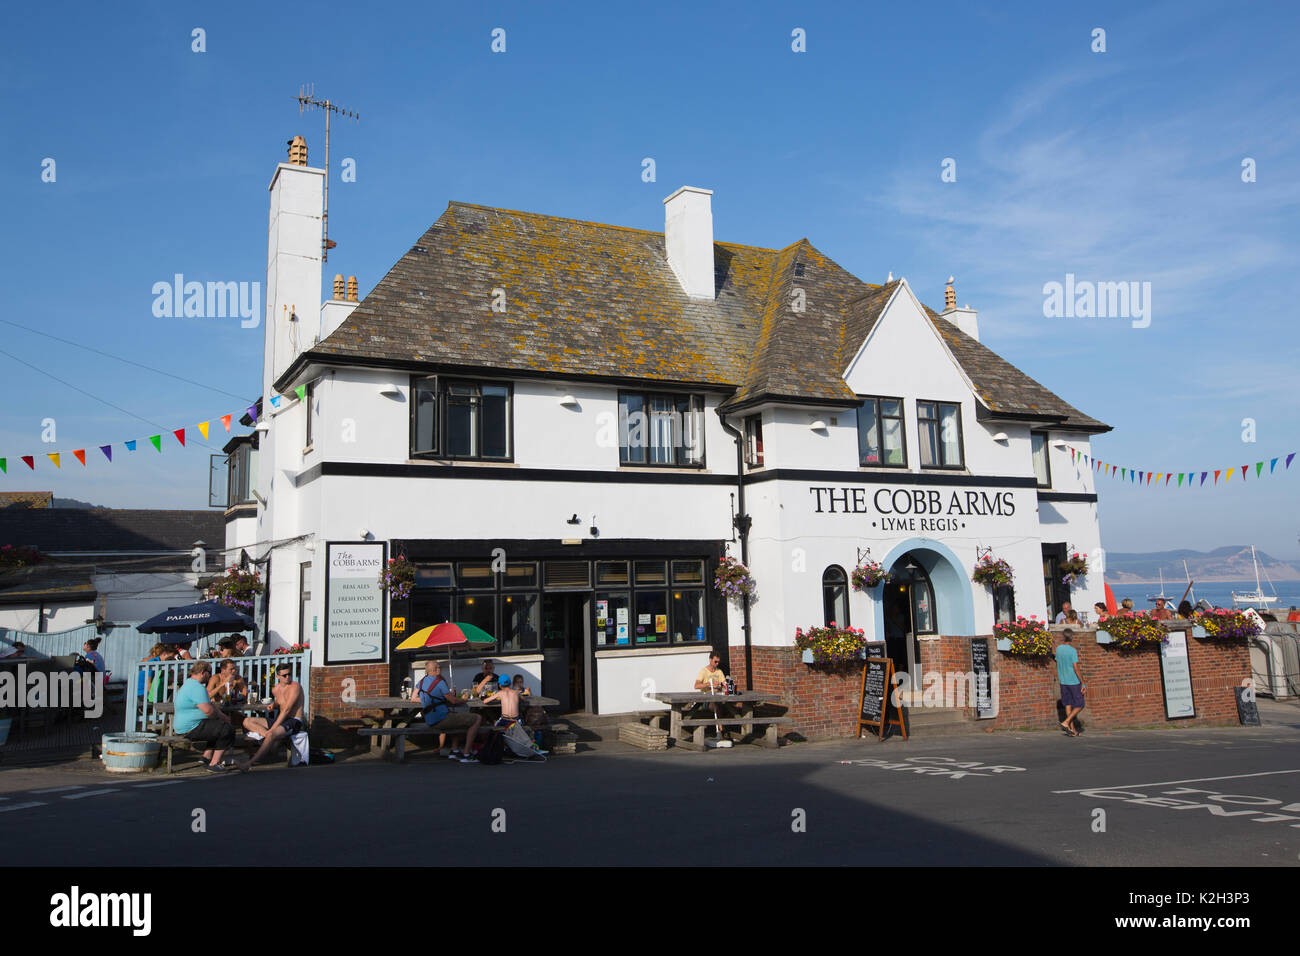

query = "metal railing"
[126, 651, 311, 733]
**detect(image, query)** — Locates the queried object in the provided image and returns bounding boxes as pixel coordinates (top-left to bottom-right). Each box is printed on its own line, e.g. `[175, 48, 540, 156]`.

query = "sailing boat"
[1145, 568, 1170, 604]
[1231, 545, 1279, 610]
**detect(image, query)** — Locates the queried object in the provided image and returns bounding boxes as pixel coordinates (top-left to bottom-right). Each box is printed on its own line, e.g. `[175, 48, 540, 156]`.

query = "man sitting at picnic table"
[483, 674, 527, 727]
[471, 659, 501, 697]
[242, 662, 306, 768]
[174, 661, 248, 773]
[694, 652, 729, 693]
[412, 660, 483, 763]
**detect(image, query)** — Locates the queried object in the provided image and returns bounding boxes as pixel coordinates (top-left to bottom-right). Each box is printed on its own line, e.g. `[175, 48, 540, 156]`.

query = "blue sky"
[1, 1, 1298, 559]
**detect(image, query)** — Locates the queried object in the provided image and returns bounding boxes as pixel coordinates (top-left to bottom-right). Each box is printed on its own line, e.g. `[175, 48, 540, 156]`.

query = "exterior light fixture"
[992, 432, 1009, 443]
[1051, 439, 1067, 449]
[559, 394, 579, 408]
[379, 383, 401, 397]
[254, 421, 270, 433]
[809, 420, 828, 432]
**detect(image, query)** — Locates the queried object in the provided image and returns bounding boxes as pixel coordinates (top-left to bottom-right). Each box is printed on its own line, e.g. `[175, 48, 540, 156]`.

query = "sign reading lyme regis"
[809, 486, 1017, 534]
[325, 542, 387, 665]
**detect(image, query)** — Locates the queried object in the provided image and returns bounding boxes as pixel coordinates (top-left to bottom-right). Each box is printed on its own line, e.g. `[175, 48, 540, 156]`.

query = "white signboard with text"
[324, 542, 387, 665]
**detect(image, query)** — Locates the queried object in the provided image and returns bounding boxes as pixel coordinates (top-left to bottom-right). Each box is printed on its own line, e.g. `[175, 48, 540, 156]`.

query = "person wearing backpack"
[411, 660, 483, 763]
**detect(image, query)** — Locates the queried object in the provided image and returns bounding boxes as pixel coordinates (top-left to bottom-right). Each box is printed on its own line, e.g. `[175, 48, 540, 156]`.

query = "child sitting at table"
[483, 675, 526, 727]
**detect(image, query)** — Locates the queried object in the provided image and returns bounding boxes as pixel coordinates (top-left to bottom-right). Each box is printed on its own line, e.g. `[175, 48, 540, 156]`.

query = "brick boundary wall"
[309, 662, 390, 744]
[734, 627, 1252, 739]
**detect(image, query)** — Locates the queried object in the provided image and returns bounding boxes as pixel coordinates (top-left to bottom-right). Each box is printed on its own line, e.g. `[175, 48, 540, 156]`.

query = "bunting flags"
[0, 399, 299, 476]
[1069, 445, 1297, 493]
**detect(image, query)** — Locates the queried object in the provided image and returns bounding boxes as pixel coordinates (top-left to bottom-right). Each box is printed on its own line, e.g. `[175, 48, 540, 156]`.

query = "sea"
[1116, 582, 1300, 612]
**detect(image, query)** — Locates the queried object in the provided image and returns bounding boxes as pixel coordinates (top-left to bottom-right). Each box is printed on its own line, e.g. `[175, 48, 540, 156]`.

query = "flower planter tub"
[996, 638, 1012, 652]
[1191, 625, 1207, 639]
[1096, 630, 1114, 645]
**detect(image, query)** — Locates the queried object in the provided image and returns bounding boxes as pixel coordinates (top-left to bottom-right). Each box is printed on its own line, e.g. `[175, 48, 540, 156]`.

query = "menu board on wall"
[324, 542, 387, 665]
[1158, 629, 1195, 719]
[970, 638, 995, 719]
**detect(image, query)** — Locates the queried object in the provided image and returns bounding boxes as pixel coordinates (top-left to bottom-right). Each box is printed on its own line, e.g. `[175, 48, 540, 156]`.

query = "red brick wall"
[309, 663, 389, 720]
[732, 627, 1251, 738]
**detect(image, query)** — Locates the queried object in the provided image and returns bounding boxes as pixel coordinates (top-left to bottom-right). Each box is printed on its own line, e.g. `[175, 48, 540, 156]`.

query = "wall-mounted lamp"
[358, 528, 372, 541]
[589, 514, 599, 538]
[379, 383, 402, 397]
[1051, 439, 1067, 450]
[809, 420, 828, 432]
[254, 421, 270, 433]
[559, 394, 579, 408]
[991, 432, 1009, 443]
[566, 514, 582, 525]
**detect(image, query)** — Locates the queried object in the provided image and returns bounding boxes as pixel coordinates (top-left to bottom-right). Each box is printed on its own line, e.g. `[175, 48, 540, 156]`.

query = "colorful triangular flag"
[173, 428, 185, 447]
[47, 453, 60, 468]
[294, 385, 306, 403]
[125, 440, 137, 452]
[73, 449, 85, 466]
[247, 405, 258, 423]
[1256, 461, 1264, 477]
[1177, 473, 1184, 487]
[21, 455, 34, 470]
[149, 435, 161, 452]
[221, 414, 232, 432]
[0, 458, 5, 474]
[1287, 453, 1296, 469]
[198, 421, 210, 440]
[100, 445, 112, 461]
[1200, 472, 1207, 486]
[1164, 473, 1171, 486]
[1270, 457, 1278, 473]
[1214, 470, 1221, 484]
[270, 395, 281, 409]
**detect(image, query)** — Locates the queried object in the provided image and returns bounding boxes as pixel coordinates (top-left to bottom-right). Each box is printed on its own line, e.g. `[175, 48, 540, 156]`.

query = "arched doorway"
[881, 555, 936, 689]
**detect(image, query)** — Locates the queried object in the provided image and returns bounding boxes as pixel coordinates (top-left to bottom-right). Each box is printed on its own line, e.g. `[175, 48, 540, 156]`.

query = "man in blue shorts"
[1056, 628, 1085, 736]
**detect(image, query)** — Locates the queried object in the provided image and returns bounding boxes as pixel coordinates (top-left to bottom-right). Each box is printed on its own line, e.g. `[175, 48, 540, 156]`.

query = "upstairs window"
[619, 392, 704, 467]
[411, 377, 512, 461]
[744, 414, 764, 467]
[856, 397, 906, 467]
[918, 400, 964, 469]
[1031, 432, 1051, 487]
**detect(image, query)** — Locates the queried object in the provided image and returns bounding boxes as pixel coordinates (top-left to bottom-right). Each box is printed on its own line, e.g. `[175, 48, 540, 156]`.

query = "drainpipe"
[716, 410, 753, 690]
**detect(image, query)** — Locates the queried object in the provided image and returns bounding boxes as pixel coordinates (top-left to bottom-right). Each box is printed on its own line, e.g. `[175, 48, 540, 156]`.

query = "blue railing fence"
[126, 651, 311, 732]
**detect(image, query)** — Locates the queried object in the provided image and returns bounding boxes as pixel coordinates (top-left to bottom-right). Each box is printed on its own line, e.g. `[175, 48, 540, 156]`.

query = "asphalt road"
[4, 719, 1300, 867]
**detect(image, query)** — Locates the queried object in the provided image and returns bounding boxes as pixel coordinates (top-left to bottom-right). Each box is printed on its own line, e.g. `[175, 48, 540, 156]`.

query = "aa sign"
[391, 617, 406, 634]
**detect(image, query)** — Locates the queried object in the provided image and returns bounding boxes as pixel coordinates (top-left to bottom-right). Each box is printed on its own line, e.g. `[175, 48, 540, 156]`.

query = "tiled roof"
[0, 491, 53, 509]
[298, 201, 1108, 431]
[0, 509, 224, 553]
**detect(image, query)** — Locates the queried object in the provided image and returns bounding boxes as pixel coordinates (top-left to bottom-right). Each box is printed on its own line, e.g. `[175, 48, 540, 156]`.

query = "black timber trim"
[1036, 492, 1099, 503]
[742, 469, 1038, 488]
[392, 538, 723, 561]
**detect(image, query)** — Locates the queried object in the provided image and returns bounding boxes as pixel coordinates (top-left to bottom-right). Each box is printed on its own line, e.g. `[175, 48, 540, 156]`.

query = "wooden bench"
[157, 731, 298, 773]
[357, 724, 503, 764]
[672, 716, 793, 750]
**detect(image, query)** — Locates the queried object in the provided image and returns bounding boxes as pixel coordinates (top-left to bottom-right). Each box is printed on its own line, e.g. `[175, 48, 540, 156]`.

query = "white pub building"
[218, 137, 1109, 731]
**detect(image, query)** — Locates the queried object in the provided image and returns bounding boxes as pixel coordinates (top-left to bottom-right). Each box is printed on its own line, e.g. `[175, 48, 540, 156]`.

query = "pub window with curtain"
[1031, 432, 1051, 487]
[856, 396, 906, 467]
[917, 400, 964, 469]
[618, 391, 704, 467]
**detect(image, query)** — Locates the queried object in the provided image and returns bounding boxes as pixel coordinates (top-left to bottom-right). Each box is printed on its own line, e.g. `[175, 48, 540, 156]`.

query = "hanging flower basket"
[851, 560, 888, 591]
[972, 555, 1014, 589]
[379, 556, 415, 600]
[209, 567, 264, 613]
[1193, 610, 1260, 640]
[1060, 551, 1089, 588]
[714, 556, 756, 600]
[795, 624, 867, 665]
[1093, 612, 1167, 650]
[993, 617, 1052, 656]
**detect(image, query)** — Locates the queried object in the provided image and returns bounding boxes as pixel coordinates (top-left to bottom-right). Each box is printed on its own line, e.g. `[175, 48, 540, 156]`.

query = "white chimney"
[663, 186, 715, 299]
[940, 275, 979, 341]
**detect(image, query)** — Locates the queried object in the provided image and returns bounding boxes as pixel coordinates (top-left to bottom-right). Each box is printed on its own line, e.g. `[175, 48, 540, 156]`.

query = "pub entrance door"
[542, 593, 588, 712]
[882, 555, 938, 695]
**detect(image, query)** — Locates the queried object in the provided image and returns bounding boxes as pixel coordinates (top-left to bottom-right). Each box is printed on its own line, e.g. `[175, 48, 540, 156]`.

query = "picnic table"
[649, 691, 791, 750]
[352, 694, 559, 761]
[153, 700, 282, 772]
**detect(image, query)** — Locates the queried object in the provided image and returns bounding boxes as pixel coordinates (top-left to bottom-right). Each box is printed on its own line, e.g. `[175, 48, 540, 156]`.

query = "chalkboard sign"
[864, 642, 888, 661]
[970, 638, 995, 719]
[1234, 685, 1261, 726]
[857, 657, 907, 741]
[1158, 629, 1195, 719]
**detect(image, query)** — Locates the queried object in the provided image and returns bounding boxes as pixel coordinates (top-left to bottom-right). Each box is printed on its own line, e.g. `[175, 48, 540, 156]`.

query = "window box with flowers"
[795, 624, 867, 665]
[379, 556, 415, 601]
[971, 554, 1014, 589]
[714, 556, 756, 601]
[208, 567, 265, 614]
[993, 616, 1052, 656]
[1191, 610, 1260, 641]
[271, 642, 310, 656]
[851, 559, 888, 591]
[1094, 612, 1167, 650]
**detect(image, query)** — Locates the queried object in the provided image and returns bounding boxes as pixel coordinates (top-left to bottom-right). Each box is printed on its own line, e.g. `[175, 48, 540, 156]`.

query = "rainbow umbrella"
[396, 622, 495, 651]
[396, 622, 496, 695]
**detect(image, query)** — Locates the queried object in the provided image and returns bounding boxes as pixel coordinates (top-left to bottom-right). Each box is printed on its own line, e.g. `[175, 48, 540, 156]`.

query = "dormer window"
[1031, 432, 1052, 488]
[917, 401, 964, 469]
[856, 397, 906, 467]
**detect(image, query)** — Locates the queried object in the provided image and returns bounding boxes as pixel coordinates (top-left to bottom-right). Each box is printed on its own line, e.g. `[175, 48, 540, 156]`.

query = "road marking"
[31, 785, 85, 794]
[0, 801, 47, 813]
[1054, 769, 1300, 794]
[132, 781, 185, 789]
[60, 788, 121, 800]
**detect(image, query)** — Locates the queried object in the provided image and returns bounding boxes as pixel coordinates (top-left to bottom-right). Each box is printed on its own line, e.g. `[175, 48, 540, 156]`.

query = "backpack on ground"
[477, 732, 506, 765]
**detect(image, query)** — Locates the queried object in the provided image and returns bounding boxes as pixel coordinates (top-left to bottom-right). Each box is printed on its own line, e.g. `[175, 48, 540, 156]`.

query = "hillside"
[1104, 546, 1300, 584]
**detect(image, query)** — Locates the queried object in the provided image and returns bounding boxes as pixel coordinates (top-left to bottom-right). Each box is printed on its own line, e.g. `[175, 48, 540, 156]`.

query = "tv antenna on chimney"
[295, 84, 359, 262]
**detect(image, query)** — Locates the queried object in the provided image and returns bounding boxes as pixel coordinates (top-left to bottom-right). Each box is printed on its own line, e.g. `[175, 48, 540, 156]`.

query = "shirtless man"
[243, 663, 305, 767]
[483, 676, 525, 726]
